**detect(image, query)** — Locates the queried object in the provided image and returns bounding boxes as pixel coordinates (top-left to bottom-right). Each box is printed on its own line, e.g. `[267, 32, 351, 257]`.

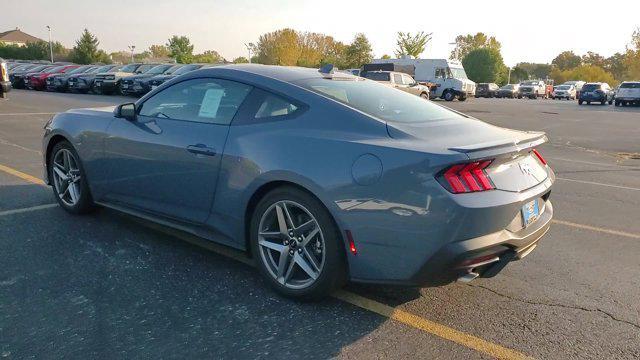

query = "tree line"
[3, 27, 639, 86]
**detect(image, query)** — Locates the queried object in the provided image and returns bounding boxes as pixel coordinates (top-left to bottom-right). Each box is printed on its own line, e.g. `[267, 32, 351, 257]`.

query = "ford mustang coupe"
[42, 64, 554, 299]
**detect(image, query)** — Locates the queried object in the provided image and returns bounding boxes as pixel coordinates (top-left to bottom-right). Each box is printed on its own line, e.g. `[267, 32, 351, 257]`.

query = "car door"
[401, 74, 421, 96]
[102, 77, 253, 223]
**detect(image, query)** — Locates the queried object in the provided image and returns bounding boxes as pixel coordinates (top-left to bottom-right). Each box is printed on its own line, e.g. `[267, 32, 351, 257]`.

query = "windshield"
[66, 66, 89, 75]
[620, 82, 640, 89]
[45, 66, 66, 73]
[362, 72, 390, 81]
[449, 67, 468, 79]
[119, 64, 139, 73]
[172, 64, 201, 75]
[294, 77, 462, 123]
[163, 65, 182, 74]
[144, 64, 172, 74]
[582, 84, 600, 91]
[136, 64, 157, 73]
[90, 65, 113, 73]
[557, 85, 571, 90]
[521, 81, 537, 86]
[26, 65, 49, 72]
[501, 85, 515, 90]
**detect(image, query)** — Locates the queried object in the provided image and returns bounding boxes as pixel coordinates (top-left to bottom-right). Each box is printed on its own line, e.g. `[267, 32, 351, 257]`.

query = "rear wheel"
[48, 141, 96, 214]
[420, 92, 429, 100]
[578, 100, 584, 105]
[250, 186, 347, 300]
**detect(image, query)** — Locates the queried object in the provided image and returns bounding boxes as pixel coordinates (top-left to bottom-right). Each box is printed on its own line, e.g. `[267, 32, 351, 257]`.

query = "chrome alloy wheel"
[258, 200, 325, 290]
[51, 148, 82, 207]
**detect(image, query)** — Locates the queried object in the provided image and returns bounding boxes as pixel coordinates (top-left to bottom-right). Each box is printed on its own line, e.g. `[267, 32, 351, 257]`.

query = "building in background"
[0, 28, 44, 47]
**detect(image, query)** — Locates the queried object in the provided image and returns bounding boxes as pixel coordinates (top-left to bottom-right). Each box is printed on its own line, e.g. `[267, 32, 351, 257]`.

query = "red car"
[25, 65, 79, 91]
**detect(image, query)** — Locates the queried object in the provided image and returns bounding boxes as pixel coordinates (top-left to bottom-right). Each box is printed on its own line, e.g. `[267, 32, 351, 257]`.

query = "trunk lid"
[387, 116, 549, 192]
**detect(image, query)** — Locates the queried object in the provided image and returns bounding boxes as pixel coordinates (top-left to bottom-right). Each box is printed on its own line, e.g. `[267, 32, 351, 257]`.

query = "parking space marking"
[557, 177, 640, 191]
[552, 219, 640, 240]
[0, 164, 44, 185]
[547, 156, 638, 168]
[333, 290, 531, 360]
[0, 204, 57, 217]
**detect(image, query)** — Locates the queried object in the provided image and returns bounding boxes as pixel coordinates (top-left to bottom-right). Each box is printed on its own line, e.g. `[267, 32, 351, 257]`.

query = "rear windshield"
[362, 72, 390, 81]
[501, 85, 515, 89]
[557, 85, 571, 90]
[620, 82, 640, 89]
[582, 84, 600, 91]
[294, 77, 462, 123]
[173, 64, 202, 75]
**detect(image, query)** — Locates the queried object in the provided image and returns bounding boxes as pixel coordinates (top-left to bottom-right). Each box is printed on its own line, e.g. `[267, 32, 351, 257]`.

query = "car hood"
[386, 115, 546, 159]
[67, 106, 116, 116]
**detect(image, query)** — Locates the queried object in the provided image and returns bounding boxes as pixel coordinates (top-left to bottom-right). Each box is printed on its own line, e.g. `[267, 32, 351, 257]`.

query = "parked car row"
[472, 79, 640, 107]
[5, 60, 218, 97]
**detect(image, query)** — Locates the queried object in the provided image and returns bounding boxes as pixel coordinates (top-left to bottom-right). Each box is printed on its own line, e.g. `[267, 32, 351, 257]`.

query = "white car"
[552, 84, 576, 100]
[614, 81, 640, 106]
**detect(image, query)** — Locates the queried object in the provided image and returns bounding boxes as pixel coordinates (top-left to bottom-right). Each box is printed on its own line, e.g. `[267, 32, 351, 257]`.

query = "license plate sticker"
[522, 199, 540, 227]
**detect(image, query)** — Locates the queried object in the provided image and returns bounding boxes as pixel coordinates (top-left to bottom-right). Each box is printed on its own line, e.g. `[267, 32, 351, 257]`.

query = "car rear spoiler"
[448, 131, 547, 159]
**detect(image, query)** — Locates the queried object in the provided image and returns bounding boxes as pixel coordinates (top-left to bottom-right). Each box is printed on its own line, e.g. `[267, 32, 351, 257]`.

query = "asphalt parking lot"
[1, 90, 639, 359]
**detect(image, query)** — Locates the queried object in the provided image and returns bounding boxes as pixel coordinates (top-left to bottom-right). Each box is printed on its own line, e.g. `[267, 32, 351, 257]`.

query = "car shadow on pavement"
[0, 185, 389, 359]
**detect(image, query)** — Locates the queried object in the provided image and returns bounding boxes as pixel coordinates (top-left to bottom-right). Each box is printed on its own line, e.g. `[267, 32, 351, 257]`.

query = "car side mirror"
[115, 103, 136, 121]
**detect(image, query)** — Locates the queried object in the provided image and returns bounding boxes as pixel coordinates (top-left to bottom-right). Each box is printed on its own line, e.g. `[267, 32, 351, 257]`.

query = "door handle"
[186, 144, 217, 156]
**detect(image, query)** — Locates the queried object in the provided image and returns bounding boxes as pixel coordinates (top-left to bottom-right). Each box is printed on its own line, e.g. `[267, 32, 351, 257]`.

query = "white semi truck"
[370, 58, 476, 101]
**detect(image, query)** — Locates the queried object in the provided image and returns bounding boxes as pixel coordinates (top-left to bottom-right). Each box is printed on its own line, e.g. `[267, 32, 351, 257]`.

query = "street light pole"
[245, 43, 253, 63]
[507, 67, 513, 84]
[128, 45, 135, 63]
[46, 26, 53, 63]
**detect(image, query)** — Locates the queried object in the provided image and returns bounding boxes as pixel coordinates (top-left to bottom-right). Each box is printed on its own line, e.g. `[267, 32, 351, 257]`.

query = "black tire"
[458, 95, 467, 102]
[420, 92, 429, 100]
[250, 186, 347, 300]
[615, 100, 620, 107]
[578, 100, 583, 105]
[443, 90, 455, 101]
[608, 99, 613, 105]
[48, 141, 96, 214]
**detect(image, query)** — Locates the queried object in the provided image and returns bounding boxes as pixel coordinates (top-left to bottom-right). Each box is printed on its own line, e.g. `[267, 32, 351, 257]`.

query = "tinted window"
[363, 72, 390, 81]
[119, 64, 139, 73]
[582, 84, 600, 91]
[255, 94, 298, 118]
[173, 64, 202, 75]
[435, 68, 447, 78]
[295, 77, 461, 123]
[145, 64, 173, 74]
[620, 82, 640, 88]
[139, 78, 252, 125]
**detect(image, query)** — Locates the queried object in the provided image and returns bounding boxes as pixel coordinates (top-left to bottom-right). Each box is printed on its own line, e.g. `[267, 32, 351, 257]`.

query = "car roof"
[193, 64, 357, 83]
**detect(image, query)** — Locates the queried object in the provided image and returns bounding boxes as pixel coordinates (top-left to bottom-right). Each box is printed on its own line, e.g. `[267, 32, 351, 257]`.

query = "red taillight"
[532, 149, 547, 165]
[440, 160, 494, 194]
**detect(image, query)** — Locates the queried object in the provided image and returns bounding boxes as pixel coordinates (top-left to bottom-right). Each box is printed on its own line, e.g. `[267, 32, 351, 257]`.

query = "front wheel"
[48, 141, 96, 214]
[443, 90, 455, 101]
[250, 187, 347, 300]
[420, 92, 429, 100]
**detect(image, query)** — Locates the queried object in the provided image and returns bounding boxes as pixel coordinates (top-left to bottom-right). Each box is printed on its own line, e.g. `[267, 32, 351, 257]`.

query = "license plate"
[522, 199, 540, 227]
[122, 84, 129, 88]
[95, 82, 101, 87]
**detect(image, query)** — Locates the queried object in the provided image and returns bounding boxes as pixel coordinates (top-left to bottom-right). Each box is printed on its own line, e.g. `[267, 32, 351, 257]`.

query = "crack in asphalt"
[469, 284, 640, 331]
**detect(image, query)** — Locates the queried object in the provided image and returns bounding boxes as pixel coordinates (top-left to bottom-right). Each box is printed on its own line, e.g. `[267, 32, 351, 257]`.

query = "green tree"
[550, 65, 615, 85]
[581, 51, 606, 68]
[254, 28, 300, 65]
[192, 50, 224, 63]
[380, 54, 391, 60]
[552, 51, 581, 70]
[395, 31, 432, 58]
[149, 44, 170, 58]
[605, 52, 626, 80]
[515, 62, 552, 79]
[71, 29, 101, 64]
[233, 56, 249, 63]
[462, 48, 505, 83]
[450, 32, 501, 60]
[343, 33, 373, 68]
[167, 35, 194, 64]
[509, 66, 529, 83]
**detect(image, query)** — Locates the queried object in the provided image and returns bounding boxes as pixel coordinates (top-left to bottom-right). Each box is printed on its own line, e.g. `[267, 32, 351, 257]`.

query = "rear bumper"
[409, 198, 553, 286]
[94, 80, 118, 92]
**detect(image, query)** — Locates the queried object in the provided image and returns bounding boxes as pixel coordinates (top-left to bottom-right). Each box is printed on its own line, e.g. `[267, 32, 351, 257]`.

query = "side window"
[435, 68, 446, 79]
[392, 73, 403, 84]
[255, 93, 298, 119]
[402, 75, 415, 85]
[139, 78, 252, 125]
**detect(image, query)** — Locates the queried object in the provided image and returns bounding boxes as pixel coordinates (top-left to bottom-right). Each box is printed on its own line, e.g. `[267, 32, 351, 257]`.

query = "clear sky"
[5, 0, 639, 65]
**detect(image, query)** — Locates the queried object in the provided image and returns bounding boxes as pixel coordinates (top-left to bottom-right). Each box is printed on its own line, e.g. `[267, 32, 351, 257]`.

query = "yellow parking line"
[552, 219, 640, 239]
[334, 290, 531, 360]
[0, 164, 44, 185]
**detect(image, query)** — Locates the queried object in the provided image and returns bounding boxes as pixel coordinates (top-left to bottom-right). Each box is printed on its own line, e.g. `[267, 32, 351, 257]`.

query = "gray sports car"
[42, 64, 555, 299]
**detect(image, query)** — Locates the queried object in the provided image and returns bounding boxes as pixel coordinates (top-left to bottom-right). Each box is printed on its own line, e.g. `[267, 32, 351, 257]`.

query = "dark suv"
[578, 82, 614, 105]
[475, 83, 499, 98]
